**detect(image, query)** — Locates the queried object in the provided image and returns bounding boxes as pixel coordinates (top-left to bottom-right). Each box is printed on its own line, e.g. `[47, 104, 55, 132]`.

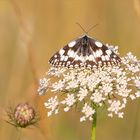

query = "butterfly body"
[49, 35, 121, 69]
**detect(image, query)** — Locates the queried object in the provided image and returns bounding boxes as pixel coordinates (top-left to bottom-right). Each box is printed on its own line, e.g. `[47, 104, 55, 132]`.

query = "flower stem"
[92, 112, 97, 140]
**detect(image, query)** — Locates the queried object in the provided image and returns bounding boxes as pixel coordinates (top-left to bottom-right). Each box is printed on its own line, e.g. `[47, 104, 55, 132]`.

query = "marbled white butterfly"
[49, 34, 121, 69]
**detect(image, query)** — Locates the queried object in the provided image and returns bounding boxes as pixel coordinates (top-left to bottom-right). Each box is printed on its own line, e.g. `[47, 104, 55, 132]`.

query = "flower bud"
[7, 103, 38, 128]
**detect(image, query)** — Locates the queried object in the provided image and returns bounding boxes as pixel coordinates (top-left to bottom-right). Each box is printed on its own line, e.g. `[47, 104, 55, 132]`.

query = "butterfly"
[49, 34, 121, 69]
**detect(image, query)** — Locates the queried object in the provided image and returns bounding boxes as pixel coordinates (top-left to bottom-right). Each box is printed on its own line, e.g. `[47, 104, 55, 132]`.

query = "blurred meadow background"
[0, 0, 140, 140]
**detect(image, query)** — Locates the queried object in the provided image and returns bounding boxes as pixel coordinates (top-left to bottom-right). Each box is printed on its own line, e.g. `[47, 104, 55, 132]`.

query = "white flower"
[135, 91, 140, 97]
[65, 80, 79, 89]
[118, 112, 124, 118]
[80, 103, 95, 122]
[116, 87, 132, 97]
[80, 116, 86, 122]
[127, 52, 138, 62]
[77, 87, 88, 101]
[130, 94, 136, 100]
[108, 100, 126, 117]
[101, 83, 113, 96]
[44, 96, 59, 116]
[106, 44, 119, 55]
[87, 74, 101, 92]
[134, 76, 140, 89]
[90, 91, 105, 103]
[51, 80, 65, 91]
[122, 53, 140, 73]
[38, 78, 50, 95]
[63, 71, 77, 81]
[48, 67, 66, 77]
[38, 49, 140, 122]
[64, 107, 70, 112]
[108, 100, 121, 113]
[61, 94, 76, 111]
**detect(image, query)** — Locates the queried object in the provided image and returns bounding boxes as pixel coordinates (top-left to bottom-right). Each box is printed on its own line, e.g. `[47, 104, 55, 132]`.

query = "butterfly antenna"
[87, 23, 99, 34]
[76, 22, 88, 34]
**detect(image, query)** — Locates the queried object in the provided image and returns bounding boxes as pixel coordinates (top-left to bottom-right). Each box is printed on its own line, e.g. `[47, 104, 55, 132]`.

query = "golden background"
[0, 0, 140, 140]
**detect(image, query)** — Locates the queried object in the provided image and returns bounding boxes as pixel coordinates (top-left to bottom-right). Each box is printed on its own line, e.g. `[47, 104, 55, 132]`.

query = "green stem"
[92, 112, 97, 140]
[17, 128, 21, 140]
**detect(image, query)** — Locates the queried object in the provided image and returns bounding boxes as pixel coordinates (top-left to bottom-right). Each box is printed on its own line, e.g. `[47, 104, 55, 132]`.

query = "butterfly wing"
[86, 38, 121, 67]
[49, 35, 121, 69]
[49, 38, 82, 68]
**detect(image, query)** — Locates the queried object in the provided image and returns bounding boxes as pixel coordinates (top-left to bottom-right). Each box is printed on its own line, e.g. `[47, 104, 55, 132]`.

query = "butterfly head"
[81, 35, 89, 46]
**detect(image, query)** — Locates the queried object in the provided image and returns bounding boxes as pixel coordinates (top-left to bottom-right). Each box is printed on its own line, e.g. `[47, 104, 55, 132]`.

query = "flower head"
[38, 44, 140, 122]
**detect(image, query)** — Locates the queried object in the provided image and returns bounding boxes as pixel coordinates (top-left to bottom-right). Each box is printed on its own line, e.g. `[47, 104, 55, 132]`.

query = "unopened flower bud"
[7, 103, 39, 128]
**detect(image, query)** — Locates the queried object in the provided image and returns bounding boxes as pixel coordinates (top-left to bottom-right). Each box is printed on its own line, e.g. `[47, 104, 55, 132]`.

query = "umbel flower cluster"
[38, 47, 140, 122]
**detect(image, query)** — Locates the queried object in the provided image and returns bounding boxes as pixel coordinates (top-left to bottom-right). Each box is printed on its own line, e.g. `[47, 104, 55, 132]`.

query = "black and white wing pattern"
[49, 35, 121, 69]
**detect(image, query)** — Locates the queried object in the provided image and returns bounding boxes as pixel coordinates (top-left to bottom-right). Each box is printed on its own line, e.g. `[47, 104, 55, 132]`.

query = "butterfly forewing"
[49, 35, 121, 69]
